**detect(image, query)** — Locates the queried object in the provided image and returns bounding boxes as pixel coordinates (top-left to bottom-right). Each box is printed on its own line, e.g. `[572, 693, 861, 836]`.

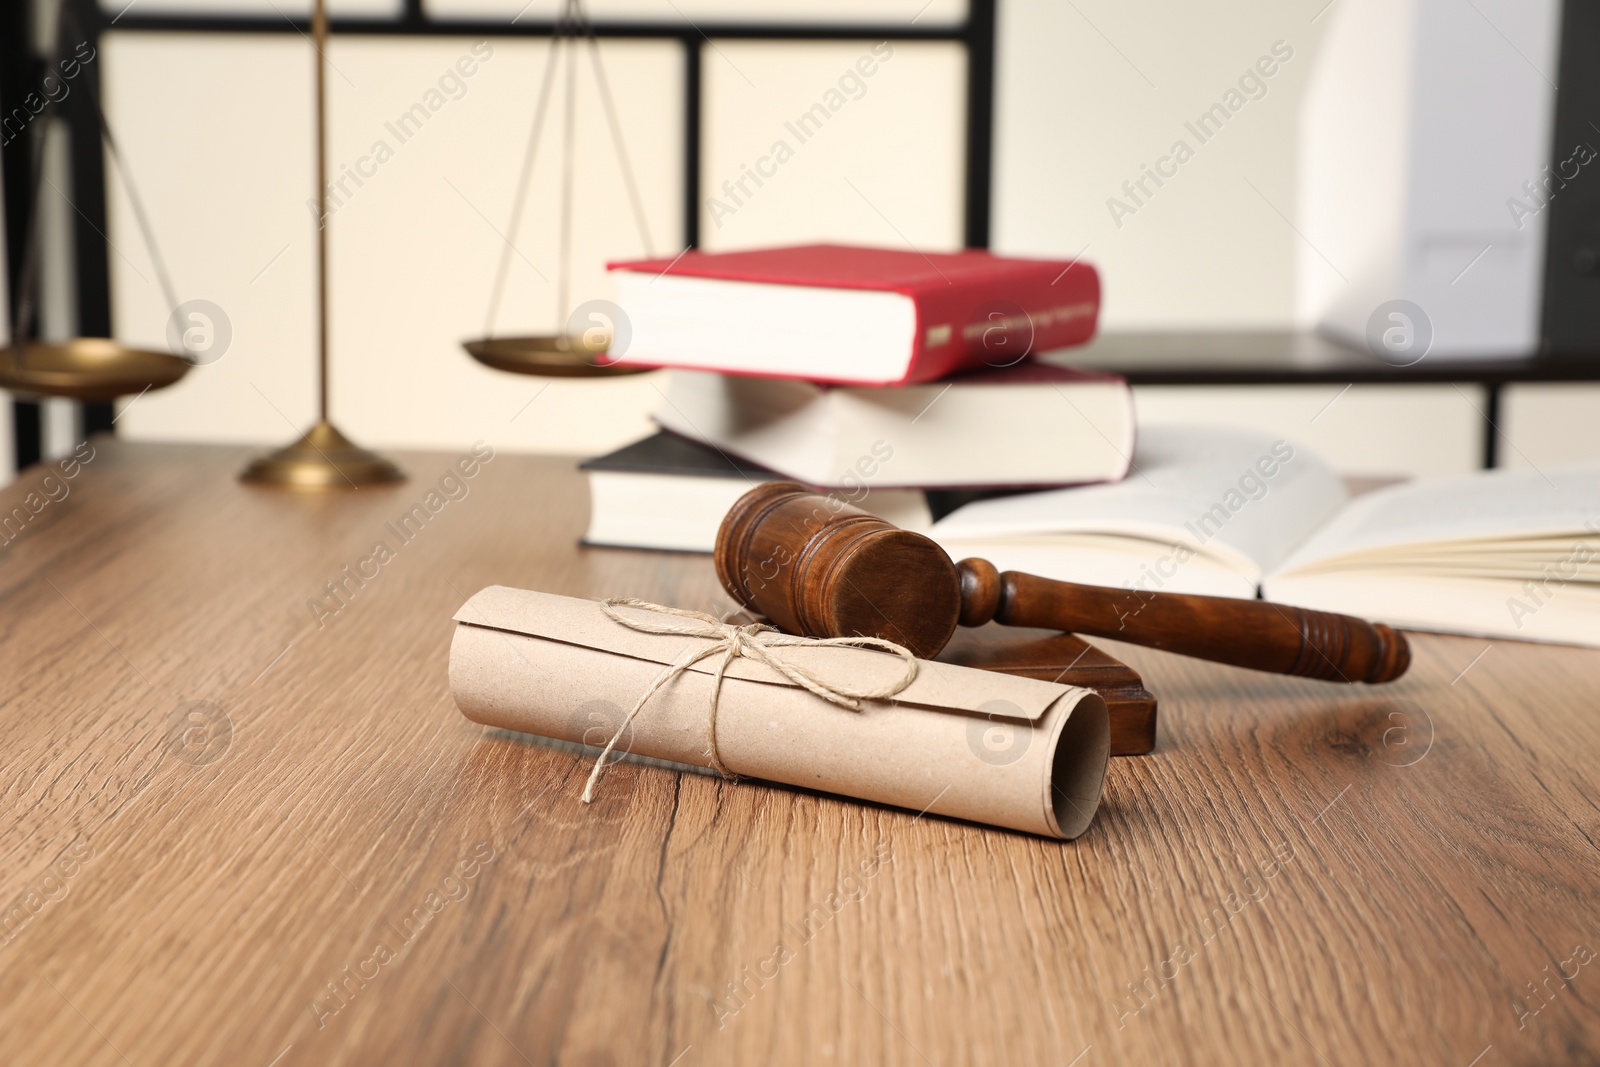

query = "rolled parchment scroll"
[448, 586, 1111, 839]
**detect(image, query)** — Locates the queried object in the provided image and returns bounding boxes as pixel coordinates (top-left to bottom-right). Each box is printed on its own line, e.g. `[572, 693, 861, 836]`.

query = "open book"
[931, 426, 1600, 648]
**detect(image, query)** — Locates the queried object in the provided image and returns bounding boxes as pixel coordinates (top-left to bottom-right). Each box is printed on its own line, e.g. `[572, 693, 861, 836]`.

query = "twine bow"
[582, 598, 919, 802]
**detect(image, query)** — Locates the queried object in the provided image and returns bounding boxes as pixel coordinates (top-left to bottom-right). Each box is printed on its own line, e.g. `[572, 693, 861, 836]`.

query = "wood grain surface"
[2, 440, 1597, 1066]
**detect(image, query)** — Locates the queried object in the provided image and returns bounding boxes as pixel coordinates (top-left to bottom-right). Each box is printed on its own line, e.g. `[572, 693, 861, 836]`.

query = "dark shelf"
[1055, 331, 1600, 387]
[105, 14, 970, 39]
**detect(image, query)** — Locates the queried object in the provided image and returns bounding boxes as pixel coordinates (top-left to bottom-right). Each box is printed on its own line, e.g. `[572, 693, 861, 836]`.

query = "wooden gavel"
[715, 482, 1410, 683]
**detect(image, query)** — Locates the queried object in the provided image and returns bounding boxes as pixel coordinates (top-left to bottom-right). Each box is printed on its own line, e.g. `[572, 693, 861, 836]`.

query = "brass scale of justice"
[0, 0, 1412, 691]
[1, 0, 643, 487]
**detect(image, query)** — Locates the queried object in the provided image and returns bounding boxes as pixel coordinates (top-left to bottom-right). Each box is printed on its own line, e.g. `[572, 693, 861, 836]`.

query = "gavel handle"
[957, 559, 1410, 683]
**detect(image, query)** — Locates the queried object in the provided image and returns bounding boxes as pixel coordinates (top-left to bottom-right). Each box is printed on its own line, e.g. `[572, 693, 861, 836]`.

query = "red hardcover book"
[605, 243, 1100, 386]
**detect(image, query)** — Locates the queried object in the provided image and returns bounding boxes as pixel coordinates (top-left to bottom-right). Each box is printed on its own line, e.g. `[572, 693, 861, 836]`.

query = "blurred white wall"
[1500, 385, 1600, 472]
[1297, 0, 1560, 357]
[993, 0, 1320, 329]
[103, 33, 682, 454]
[698, 40, 965, 254]
[77, 0, 1598, 478]
[1132, 384, 1486, 479]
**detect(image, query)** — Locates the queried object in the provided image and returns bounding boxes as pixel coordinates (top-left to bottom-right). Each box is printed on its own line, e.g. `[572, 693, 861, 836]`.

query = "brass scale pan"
[0, 339, 189, 402]
[462, 335, 651, 379]
[1, 0, 191, 403]
[460, 0, 655, 381]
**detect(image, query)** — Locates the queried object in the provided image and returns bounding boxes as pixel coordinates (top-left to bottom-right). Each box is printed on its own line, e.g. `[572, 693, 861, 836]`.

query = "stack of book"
[581, 243, 1132, 552]
[578, 241, 1600, 648]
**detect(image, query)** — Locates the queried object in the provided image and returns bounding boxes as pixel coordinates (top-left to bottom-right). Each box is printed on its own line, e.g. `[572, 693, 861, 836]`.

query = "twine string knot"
[582, 598, 918, 802]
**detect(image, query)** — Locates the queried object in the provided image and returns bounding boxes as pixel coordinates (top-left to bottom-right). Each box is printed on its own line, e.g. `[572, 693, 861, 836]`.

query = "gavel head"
[715, 482, 962, 660]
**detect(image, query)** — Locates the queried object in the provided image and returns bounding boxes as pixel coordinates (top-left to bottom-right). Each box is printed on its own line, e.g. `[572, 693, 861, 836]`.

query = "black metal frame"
[1, 0, 998, 471]
[5, 0, 121, 469]
[3, 0, 44, 469]
[1540, 0, 1600, 353]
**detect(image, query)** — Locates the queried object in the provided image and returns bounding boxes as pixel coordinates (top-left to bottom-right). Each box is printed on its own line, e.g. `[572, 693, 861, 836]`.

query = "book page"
[1261, 571, 1600, 648]
[1271, 461, 1600, 576]
[615, 273, 917, 383]
[931, 425, 1349, 581]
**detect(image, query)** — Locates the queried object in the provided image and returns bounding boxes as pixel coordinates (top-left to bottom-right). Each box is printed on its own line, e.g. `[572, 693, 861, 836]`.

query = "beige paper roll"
[448, 587, 1110, 839]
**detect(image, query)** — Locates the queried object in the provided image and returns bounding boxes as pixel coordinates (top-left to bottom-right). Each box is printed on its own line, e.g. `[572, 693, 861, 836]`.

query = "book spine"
[899, 263, 1101, 384]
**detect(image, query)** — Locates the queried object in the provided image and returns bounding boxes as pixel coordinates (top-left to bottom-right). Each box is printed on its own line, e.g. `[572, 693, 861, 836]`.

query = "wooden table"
[3, 440, 1597, 1066]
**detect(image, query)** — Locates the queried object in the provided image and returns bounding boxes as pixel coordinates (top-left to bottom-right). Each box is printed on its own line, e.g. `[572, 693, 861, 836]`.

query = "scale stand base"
[240, 419, 405, 489]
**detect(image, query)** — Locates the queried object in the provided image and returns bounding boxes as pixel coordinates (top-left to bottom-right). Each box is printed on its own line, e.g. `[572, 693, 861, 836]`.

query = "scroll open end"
[448, 586, 1111, 840]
